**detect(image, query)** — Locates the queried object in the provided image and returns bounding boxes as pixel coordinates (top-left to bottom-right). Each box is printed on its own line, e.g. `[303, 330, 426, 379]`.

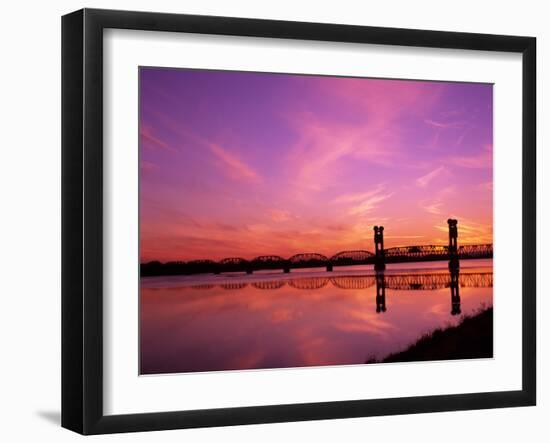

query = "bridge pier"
[374, 226, 386, 271]
[375, 272, 386, 313]
[450, 268, 461, 315]
[448, 218, 459, 270]
[326, 263, 333, 272]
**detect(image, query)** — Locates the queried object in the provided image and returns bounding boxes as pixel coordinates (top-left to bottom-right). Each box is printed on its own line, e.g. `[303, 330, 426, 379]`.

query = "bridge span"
[141, 219, 492, 277]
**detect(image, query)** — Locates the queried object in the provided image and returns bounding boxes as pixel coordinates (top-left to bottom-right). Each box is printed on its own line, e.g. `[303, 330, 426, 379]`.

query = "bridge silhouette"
[141, 219, 492, 277]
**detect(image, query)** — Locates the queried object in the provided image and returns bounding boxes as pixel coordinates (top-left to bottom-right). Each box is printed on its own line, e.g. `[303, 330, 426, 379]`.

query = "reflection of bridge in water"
[190, 272, 493, 292]
[141, 219, 492, 277]
[189, 270, 491, 316]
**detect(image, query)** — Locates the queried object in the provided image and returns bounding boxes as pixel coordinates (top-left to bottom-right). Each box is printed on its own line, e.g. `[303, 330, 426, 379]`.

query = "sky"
[139, 68, 493, 263]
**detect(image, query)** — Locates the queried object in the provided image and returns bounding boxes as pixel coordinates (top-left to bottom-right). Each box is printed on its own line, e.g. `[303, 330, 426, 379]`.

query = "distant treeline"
[141, 260, 218, 276]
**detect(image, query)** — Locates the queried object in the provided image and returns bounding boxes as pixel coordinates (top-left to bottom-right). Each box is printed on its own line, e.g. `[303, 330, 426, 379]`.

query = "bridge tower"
[373, 226, 386, 271]
[447, 218, 459, 270]
[450, 268, 461, 315]
[375, 272, 387, 313]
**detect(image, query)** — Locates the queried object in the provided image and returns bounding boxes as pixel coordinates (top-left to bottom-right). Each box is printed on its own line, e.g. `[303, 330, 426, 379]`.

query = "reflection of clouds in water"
[140, 264, 493, 374]
[427, 302, 449, 316]
[332, 308, 398, 339]
[270, 308, 299, 324]
[227, 349, 267, 370]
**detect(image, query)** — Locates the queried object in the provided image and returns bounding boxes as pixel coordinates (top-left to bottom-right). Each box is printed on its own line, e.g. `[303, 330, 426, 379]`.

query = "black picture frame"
[62, 8, 536, 435]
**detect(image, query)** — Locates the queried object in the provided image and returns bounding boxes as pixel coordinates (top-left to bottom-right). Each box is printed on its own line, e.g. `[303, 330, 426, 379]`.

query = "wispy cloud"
[419, 185, 458, 216]
[421, 201, 443, 215]
[140, 125, 177, 152]
[424, 119, 465, 129]
[332, 186, 387, 204]
[285, 116, 397, 193]
[434, 216, 492, 244]
[268, 209, 293, 222]
[143, 110, 262, 184]
[449, 143, 492, 169]
[140, 160, 159, 175]
[207, 143, 262, 184]
[283, 79, 444, 194]
[331, 186, 394, 216]
[416, 166, 447, 187]
[453, 125, 475, 148]
[348, 191, 394, 216]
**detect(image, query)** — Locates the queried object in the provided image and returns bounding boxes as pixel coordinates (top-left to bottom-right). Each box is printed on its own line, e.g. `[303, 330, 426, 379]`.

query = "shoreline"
[368, 307, 494, 364]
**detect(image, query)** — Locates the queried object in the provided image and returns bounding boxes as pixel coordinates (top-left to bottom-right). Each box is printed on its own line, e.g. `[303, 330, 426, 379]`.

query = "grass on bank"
[366, 306, 493, 364]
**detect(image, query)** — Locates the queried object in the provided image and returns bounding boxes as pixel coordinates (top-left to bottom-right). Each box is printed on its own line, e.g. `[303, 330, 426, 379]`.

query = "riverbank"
[369, 306, 493, 364]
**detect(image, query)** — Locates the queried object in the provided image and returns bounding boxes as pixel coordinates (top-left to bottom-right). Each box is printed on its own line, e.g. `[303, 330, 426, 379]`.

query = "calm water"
[140, 259, 493, 374]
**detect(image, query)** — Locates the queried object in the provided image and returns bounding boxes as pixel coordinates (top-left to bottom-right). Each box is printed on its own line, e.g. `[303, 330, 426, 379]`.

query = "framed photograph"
[62, 8, 536, 434]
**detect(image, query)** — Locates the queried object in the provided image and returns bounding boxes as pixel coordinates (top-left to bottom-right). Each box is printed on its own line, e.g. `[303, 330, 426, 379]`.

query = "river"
[140, 259, 493, 374]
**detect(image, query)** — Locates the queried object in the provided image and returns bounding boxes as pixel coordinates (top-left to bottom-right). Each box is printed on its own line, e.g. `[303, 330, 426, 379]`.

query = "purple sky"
[139, 68, 493, 262]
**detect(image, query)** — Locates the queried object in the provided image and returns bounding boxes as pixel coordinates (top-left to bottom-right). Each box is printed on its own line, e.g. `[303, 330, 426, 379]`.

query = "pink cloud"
[140, 125, 177, 152]
[318, 77, 442, 121]
[417, 186, 458, 217]
[424, 119, 465, 129]
[331, 185, 387, 204]
[284, 113, 399, 194]
[140, 160, 159, 175]
[142, 110, 262, 184]
[208, 142, 262, 184]
[449, 144, 492, 169]
[348, 192, 394, 216]
[283, 78, 444, 194]
[421, 201, 443, 215]
[268, 209, 292, 222]
[416, 166, 447, 187]
[330, 185, 394, 219]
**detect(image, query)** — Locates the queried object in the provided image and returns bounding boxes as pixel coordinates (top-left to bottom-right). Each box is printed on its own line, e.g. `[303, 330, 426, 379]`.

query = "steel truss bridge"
[141, 244, 493, 277]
